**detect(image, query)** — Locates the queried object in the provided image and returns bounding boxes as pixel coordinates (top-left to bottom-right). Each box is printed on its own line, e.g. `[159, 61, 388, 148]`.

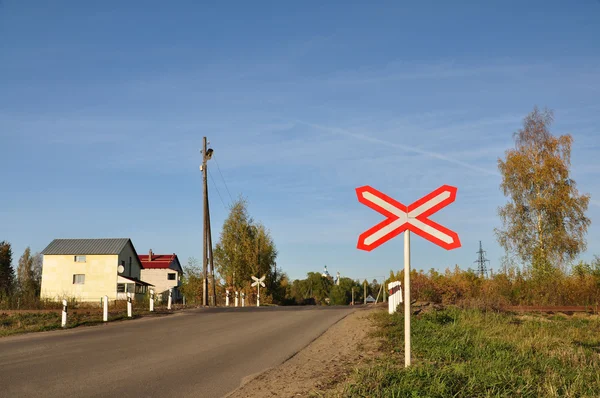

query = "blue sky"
[1, 1, 599, 282]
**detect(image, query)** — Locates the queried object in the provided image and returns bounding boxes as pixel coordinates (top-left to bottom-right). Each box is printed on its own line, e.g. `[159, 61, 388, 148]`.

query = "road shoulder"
[227, 306, 383, 398]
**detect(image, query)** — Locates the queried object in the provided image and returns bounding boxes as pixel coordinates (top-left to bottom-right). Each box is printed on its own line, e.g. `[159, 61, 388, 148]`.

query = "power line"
[208, 168, 227, 211]
[212, 154, 234, 204]
[474, 241, 490, 278]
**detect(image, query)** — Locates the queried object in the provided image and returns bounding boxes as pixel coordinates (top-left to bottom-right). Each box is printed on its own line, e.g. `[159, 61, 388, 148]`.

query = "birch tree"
[496, 107, 590, 277]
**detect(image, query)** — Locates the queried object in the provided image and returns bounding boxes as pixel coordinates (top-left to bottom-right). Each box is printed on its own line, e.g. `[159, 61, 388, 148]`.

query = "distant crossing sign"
[251, 275, 266, 307]
[251, 275, 266, 287]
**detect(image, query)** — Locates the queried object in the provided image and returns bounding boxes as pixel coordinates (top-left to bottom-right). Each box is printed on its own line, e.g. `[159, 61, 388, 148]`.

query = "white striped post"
[61, 300, 68, 328]
[150, 289, 154, 312]
[103, 295, 108, 322]
[168, 288, 173, 310]
[127, 293, 132, 318]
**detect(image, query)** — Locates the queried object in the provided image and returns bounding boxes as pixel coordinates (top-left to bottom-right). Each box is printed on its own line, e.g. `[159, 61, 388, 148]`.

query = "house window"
[168, 273, 176, 280]
[74, 256, 86, 263]
[73, 274, 85, 284]
[117, 283, 125, 293]
[135, 285, 147, 294]
[125, 283, 135, 293]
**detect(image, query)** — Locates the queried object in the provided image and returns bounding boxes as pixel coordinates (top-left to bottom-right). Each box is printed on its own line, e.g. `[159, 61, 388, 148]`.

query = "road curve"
[0, 306, 356, 398]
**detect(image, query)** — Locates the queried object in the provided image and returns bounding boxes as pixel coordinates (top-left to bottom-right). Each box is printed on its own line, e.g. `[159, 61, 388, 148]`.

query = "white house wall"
[41, 254, 119, 301]
[140, 268, 180, 297]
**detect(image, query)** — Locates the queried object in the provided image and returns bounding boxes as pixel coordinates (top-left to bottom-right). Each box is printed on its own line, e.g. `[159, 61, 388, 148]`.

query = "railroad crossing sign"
[251, 275, 266, 287]
[251, 275, 266, 307]
[356, 185, 461, 251]
[356, 185, 460, 368]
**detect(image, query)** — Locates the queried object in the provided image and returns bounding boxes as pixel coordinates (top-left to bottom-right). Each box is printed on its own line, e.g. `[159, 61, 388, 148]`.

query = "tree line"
[0, 242, 42, 308]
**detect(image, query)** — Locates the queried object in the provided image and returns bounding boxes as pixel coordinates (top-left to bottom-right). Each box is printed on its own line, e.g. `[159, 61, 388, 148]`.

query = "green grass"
[340, 309, 600, 397]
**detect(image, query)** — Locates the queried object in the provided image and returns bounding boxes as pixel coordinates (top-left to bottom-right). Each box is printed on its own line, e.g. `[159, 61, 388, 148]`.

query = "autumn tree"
[180, 257, 204, 304]
[17, 247, 40, 301]
[496, 107, 590, 277]
[213, 198, 278, 295]
[0, 241, 15, 298]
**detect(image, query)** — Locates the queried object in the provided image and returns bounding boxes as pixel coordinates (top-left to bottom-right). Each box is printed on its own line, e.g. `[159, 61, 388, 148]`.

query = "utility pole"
[474, 241, 490, 278]
[383, 278, 387, 303]
[363, 280, 367, 305]
[351, 288, 354, 305]
[207, 195, 216, 306]
[201, 137, 214, 306]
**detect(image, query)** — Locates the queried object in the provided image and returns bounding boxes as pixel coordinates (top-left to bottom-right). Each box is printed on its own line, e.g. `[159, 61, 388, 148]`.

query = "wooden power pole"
[207, 196, 216, 306]
[201, 137, 210, 306]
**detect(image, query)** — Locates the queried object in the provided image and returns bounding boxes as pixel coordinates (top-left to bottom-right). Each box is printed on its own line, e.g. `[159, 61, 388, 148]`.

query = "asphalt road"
[0, 306, 357, 398]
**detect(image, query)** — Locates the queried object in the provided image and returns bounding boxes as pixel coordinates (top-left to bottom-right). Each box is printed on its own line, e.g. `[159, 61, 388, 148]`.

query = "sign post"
[356, 185, 460, 367]
[251, 275, 266, 307]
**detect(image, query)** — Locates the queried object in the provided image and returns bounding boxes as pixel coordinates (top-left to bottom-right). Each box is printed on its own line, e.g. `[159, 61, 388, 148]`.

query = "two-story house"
[139, 249, 183, 302]
[40, 238, 153, 302]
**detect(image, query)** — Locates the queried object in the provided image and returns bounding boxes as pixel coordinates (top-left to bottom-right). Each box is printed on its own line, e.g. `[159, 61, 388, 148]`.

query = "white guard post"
[226, 290, 230, 307]
[127, 293, 132, 318]
[150, 289, 154, 312]
[241, 292, 246, 307]
[168, 288, 173, 310]
[235, 291, 239, 307]
[103, 295, 108, 322]
[61, 299, 68, 328]
[387, 281, 403, 314]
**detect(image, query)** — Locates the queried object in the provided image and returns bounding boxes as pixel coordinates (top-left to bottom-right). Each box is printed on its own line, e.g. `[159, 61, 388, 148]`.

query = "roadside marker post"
[127, 293, 132, 318]
[387, 281, 402, 315]
[103, 295, 108, 322]
[61, 299, 68, 328]
[251, 275, 266, 307]
[168, 288, 173, 310]
[226, 290, 230, 307]
[356, 185, 460, 367]
[235, 291, 239, 307]
[242, 292, 246, 307]
[150, 289, 154, 312]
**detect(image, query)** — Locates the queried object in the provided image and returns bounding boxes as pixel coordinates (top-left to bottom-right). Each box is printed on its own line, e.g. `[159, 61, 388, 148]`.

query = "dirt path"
[227, 307, 382, 398]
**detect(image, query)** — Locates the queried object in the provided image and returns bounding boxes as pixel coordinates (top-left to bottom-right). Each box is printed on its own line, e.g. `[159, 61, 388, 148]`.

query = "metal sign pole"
[404, 230, 411, 367]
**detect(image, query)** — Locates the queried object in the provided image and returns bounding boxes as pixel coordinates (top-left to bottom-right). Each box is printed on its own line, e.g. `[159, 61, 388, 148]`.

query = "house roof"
[118, 275, 154, 286]
[41, 238, 132, 255]
[139, 253, 181, 270]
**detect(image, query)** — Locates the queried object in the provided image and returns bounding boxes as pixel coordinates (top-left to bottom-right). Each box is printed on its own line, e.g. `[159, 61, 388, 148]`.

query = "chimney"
[148, 249, 153, 261]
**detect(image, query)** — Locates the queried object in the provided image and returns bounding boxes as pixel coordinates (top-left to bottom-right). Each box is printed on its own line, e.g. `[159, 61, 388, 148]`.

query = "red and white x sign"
[356, 185, 461, 251]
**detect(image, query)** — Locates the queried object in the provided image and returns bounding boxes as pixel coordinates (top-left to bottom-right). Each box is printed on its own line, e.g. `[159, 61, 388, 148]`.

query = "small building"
[139, 249, 183, 302]
[40, 238, 152, 302]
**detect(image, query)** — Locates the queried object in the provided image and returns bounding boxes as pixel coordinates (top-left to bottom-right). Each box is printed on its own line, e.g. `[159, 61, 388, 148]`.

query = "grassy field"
[340, 308, 600, 398]
[0, 304, 183, 337]
[0, 311, 134, 337]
